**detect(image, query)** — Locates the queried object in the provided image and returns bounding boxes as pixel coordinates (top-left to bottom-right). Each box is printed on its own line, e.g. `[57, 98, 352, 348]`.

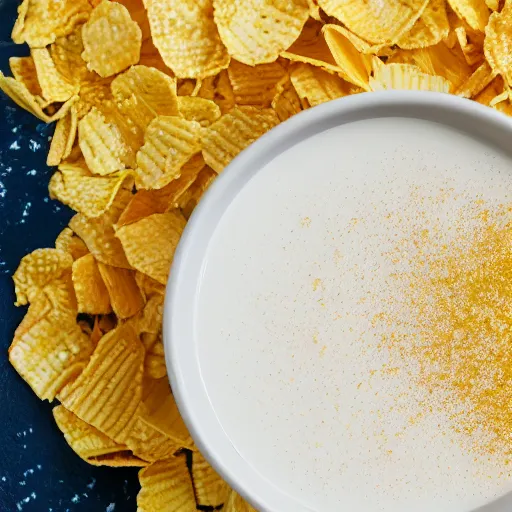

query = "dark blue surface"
[0, 1, 139, 510]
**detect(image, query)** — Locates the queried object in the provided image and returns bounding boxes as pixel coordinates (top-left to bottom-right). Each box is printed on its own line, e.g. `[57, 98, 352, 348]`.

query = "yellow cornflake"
[307, 0, 322, 20]
[290, 63, 349, 107]
[12, 0, 92, 48]
[144, 336, 167, 379]
[135, 116, 202, 189]
[201, 106, 280, 173]
[137, 455, 197, 512]
[9, 56, 42, 98]
[53, 405, 148, 467]
[271, 77, 303, 121]
[282, 19, 342, 73]
[191, 451, 230, 507]
[106, 98, 150, 155]
[9, 277, 94, 401]
[410, 42, 472, 91]
[136, 295, 165, 336]
[485, 6, 512, 88]
[72, 253, 112, 315]
[116, 211, 187, 284]
[82, 1, 142, 78]
[0, 71, 77, 123]
[139, 37, 174, 77]
[228, 60, 287, 107]
[177, 97, 222, 127]
[13, 248, 73, 306]
[474, 76, 504, 105]
[140, 378, 194, 447]
[116, 154, 205, 226]
[74, 79, 113, 120]
[179, 167, 217, 220]
[455, 26, 484, 67]
[69, 185, 133, 269]
[49, 164, 132, 218]
[323, 25, 390, 56]
[114, 0, 152, 41]
[370, 63, 451, 92]
[455, 61, 495, 98]
[322, 25, 372, 90]
[317, 0, 429, 45]
[47, 107, 78, 167]
[148, 0, 230, 78]
[397, 0, 450, 50]
[448, 0, 490, 32]
[78, 107, 136, 176]
[31, 47, 78, 103]
[197, 70, 236, 114]
[50, 27, 97, 86]
[97, 263, 145, 319]
[116, 190, 170, 229]
[115, 93, 157, 149]
[214, 0, 309, 65]
[59, 322, 144, 444]
[111, 65, 179, 117]
[126, 412, 181, 462]
[55, 228, 89, 261]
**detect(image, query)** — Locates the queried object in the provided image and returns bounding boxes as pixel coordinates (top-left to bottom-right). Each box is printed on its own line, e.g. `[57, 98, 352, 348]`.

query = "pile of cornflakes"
[2, 0, 512, 509]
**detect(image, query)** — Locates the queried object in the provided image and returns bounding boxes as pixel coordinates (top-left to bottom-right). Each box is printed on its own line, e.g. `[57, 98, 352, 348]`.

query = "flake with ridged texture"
[448, 0, 489, 32]
[47, 107, 78, 166]
[72, 253, 112, 314]
[53, 405, 148, 467]
[11, 0, 91, 48]
[370, 62, 451, 92]
[214, 0, 309, 65]
[13, 248, 73, 306]
[116, 211, 187, 284]
[322, 25, 372, 90]
[201, 106, 279, 172]
[317, 0, 429, 44]
[228, 60, 287, 107]
[111, 65, 179, 117]
[191, 451, 230, 507]
[177, 97, 221, 126]
[271, 77, 303, 121]
[282, 19, 341, 73]
[97, 263, 145, 319]
[290, 63, 349, 108]
[135, 116, 202, 189]
[485, 5, 512, 88]
[137, 455, 197, 512]
[148, 0, 230, 78]
[58, 322, 144, 444]
[397, 0, 450, 50]
[0, 72, 77, 122]
[49, 164, 132, 218]
[31, 47, 78, 103]
[82, 1, 142, 78]
[69, 185, 133, 269]
[9, 277, 94, 401]
[78, 107, 136, 176]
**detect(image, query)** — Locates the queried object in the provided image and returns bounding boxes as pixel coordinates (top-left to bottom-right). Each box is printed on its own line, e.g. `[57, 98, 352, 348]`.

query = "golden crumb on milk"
[377, 196, 512, 460]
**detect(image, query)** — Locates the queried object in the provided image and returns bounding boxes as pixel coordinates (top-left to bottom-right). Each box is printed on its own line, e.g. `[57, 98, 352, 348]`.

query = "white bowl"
[164, 91, 512, 512]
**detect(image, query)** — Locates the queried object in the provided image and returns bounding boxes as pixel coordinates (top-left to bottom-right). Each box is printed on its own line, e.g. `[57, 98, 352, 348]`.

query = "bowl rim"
[164, 90, 512, 512]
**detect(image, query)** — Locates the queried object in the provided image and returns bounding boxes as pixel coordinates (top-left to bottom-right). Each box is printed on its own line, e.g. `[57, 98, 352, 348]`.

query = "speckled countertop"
[0, 1, 139, 510]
